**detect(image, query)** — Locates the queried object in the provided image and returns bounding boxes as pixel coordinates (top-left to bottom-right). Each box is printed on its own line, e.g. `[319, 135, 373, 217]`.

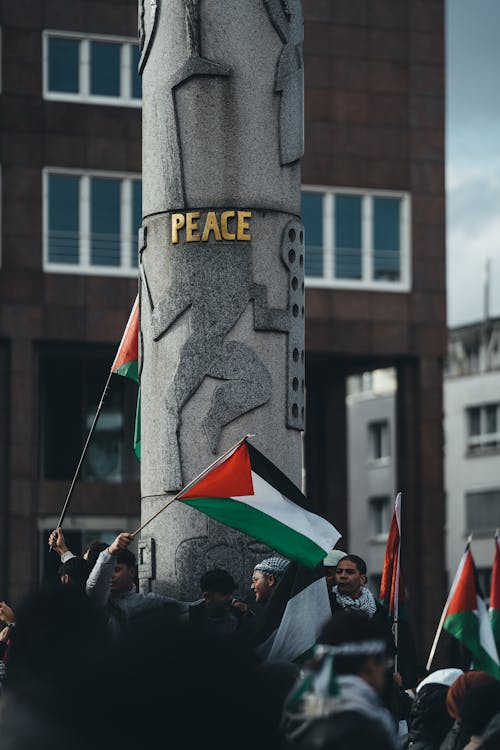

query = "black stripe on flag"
[246, 442, 309, 509]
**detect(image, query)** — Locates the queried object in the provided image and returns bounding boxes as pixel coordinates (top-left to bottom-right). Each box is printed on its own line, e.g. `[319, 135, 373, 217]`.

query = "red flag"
[379, 493, 405, 620]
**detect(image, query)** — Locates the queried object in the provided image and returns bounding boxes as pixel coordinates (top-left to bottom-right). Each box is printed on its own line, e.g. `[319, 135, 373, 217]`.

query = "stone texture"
[139, 0, 305, 598]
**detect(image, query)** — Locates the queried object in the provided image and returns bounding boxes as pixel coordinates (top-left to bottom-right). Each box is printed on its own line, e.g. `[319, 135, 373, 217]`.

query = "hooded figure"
[402, 683, 454, 750]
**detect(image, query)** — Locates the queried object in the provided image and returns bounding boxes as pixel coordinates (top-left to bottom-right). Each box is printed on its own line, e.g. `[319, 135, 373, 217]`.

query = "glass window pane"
[83, 364, 124, 481]
[48, 174, 80, 264]
[42, 356, 83, 479]
[90, 178, 121, 266]
[131, 181, 142, 268]
[301, 192, 323, 278]
[335, 194, 361, 279]
[48, 37, 80, 93]
[373, 197, 400, 281]
[131, 45, 142, 99]
[90, 41, 121, 96]
[485, 404, 497, 434]
[468, 407, 481, 436]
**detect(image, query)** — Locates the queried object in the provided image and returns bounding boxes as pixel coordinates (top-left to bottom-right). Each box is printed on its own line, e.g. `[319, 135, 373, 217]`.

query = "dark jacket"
[439, 721, 470, 750]
[402, 684, 454, 750]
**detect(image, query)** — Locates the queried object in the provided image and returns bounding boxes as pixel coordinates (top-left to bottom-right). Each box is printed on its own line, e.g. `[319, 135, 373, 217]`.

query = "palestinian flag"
[111, 295, 141, 459]
[444, 542, 500, 678]
[490, 531, 500, 647]
[178, 437, 341, 568]
[379, 492, 407, 620]
[250, 561, 332, 663]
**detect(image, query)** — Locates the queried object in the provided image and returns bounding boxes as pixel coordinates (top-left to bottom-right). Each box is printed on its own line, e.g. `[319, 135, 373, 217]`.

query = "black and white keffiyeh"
[332, 585, 377, 618]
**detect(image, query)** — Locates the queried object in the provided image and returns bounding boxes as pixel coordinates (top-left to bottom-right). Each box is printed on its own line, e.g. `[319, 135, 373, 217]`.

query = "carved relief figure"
[141, 238, 289, 492]
[263, 0, 304, 164]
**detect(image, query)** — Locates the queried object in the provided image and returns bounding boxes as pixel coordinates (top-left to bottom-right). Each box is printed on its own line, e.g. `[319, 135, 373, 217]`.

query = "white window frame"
[43, 167, 141, 277]
[302, 185, 411, 292]
[466, 403, 500, 453]
[42, 30, 141, 108]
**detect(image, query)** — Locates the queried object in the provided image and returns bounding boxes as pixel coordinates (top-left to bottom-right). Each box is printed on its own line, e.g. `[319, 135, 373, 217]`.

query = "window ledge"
[465, 447, 500, 459]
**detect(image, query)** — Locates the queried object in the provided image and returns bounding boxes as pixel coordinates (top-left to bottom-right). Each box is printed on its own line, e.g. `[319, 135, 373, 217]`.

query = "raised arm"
[86, 532, 134, 607]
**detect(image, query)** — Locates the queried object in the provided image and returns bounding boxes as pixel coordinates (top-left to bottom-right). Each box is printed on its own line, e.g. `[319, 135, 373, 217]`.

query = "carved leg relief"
[203, 341, 272, 453]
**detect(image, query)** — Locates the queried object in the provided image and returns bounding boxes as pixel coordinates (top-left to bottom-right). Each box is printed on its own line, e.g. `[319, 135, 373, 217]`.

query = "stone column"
[138, 0, 305, 599]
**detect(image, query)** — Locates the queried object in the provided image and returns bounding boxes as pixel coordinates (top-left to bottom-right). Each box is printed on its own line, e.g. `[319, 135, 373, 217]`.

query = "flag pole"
[393, 493, 401, 674]
[130, 434, 252, 538]
[54, 370, 114, 533]
[426, 535, 472, 671]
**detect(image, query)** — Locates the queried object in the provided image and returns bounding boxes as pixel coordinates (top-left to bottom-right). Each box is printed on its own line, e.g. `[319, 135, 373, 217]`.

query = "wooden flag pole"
[131, 434, 252, 538]
[54, 370, 114, 534]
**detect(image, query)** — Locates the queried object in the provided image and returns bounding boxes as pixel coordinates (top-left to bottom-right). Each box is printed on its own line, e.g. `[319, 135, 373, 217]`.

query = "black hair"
[85, 540, 109, 571]
[318, 610, 386, 676]
[116, 548, 136, 567]
[199, 569, 237, 594]
[58, 557, 91, 591]
[337, 554, 367, 576]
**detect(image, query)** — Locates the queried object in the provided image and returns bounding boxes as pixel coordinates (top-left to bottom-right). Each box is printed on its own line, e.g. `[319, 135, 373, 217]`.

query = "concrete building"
[0, 0, 446, 658]
[346, 368, 397, 592]
[445, 318, 500, 594]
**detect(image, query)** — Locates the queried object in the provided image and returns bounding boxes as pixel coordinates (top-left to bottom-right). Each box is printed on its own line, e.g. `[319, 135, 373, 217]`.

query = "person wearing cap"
[323, 549, 347, 589]
[251, 556, 289, 606]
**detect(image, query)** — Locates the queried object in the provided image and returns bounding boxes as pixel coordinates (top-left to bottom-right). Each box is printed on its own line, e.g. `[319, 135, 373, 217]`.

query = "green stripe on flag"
[182, 496, 327, 568]
[445, 611, 500, 678]
[492, 609, 500, 646]
[114, 360, 139, 384]
[134, 388, 141, 460]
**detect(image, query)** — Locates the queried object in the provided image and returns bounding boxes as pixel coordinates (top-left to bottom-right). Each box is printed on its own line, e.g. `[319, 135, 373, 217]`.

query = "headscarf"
[416, 668, 463, 693]
[446, 670, 497, 721]
[254, 557, 289, 577]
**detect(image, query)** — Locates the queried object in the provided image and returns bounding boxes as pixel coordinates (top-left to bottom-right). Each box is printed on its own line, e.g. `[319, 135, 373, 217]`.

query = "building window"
[466, 489, 500, 535]
[369, 496, 390, 539]
[40, 351, 139, 482]
[368, 420, 390, 462]
[43, 31, 141, 106]
[466, 403, 500, 453]
[43, 169, 141, 275]
[301, 187, 411, 291]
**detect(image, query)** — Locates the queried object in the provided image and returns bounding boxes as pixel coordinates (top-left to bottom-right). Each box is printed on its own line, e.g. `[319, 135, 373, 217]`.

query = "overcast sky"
[446, 0, 500, 326]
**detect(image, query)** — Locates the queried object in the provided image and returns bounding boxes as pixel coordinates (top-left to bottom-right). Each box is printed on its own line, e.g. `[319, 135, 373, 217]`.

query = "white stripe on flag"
[231, 471, 340, 554]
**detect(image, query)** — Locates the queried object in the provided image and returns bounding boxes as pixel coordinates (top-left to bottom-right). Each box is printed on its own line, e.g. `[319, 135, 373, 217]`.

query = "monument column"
[138, 0, 305, 598]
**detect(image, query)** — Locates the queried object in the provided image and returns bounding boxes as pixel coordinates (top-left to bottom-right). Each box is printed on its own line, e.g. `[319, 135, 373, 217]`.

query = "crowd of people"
[0, 531, 499, 749]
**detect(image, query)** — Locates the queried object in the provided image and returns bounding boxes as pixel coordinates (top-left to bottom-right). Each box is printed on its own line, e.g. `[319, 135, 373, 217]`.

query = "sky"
[446, 0, 500, 326]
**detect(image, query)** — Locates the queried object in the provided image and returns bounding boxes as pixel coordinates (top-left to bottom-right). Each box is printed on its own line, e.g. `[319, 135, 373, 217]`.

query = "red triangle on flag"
[447, 549, 477, 616]
[181, 442, 254, 499]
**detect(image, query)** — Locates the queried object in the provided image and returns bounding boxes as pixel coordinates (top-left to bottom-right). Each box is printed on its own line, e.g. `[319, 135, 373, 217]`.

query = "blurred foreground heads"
[0, 585, 271, 750]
